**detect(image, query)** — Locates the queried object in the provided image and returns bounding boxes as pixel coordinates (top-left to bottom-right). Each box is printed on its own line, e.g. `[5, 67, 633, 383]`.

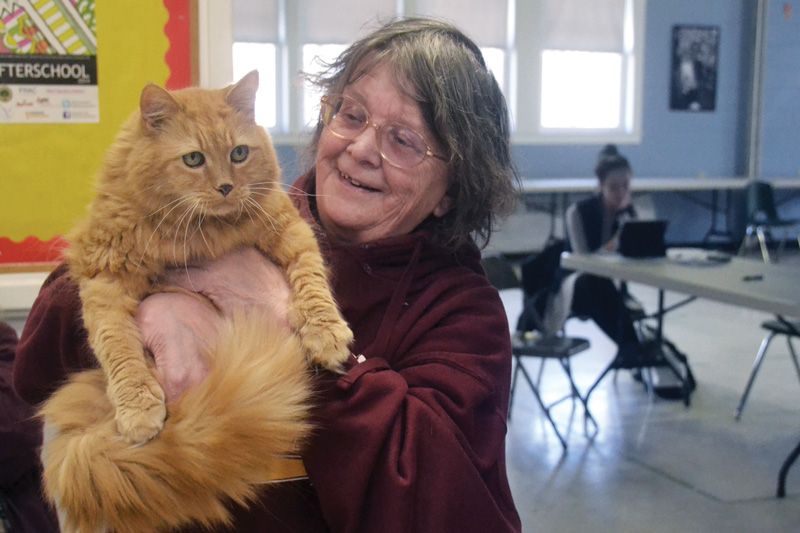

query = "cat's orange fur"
[41, 312, 312, 532]
[40, 71, 352, 531]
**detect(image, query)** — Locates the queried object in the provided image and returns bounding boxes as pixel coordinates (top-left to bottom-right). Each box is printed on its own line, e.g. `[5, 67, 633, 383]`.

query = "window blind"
[233, 0, 278, 42]
[298, 0, 396, 43]
[414, 0, 508, 48]
[540, 0, 626, 52]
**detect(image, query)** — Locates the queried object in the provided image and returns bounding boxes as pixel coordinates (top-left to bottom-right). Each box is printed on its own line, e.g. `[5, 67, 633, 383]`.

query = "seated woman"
[565, 144, 647, 367]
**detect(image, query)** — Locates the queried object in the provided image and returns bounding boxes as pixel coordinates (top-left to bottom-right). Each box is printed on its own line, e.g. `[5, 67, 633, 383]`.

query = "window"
[518, 0, 644, 142]
[302, 44, 346, 126]
[540, 50, 622, 129]
[232, 42, 277, 128]
[211, 0, 645, 144]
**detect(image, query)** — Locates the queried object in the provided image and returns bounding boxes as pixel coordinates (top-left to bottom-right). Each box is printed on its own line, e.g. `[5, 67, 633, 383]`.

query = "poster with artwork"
[669, 24, 719, 112]
[0, 0, 98, 123]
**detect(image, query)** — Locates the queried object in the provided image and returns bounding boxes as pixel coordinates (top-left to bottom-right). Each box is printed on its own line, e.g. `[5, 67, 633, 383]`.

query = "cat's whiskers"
[145, 195, 190, 219]
[243, 197, 279, 234]
[233, 198, 246, 223]
[248, 183, 318, 198]
[136, 195, 194, 271]
[171, 201, 197, 267]
[250, 181, 308, 200]
[249, 187, 330, 200]
[181, 201, 202, 289]
[241, 199, 258, 226]
[196, 211, 213, 256]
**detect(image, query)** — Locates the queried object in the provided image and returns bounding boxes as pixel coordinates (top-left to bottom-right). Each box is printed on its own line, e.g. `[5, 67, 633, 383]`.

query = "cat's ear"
[225, 70, 259, 122]
[140, 84, 179, 132]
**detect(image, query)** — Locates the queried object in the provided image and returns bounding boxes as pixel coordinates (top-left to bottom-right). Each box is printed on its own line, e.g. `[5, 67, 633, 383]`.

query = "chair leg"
[757, 226, 771, 263]
[735, 332, 776, 420]
[777, 438, 800, 497]
[585, 359, 617, 407]
[787, 338, 800, 384]
[558, 358, 598, 438]
[738, 226, 754, 257]
[516, 359, 568, 450]
[535, 357, 546, 388]
[508, 357, 522, 421]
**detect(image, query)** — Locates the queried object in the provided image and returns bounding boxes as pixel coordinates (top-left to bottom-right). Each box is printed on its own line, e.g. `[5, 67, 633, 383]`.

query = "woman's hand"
[137, 291, 220, 402]
[163, 247, 292, 331]
[138, 248, 292, 401]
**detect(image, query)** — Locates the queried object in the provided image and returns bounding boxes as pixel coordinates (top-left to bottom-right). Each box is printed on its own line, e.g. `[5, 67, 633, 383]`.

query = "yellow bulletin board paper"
[0, 1, 170, 249]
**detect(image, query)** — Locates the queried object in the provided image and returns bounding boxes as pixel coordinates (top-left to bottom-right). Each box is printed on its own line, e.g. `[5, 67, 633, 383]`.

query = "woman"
[13, 18, 522, 532]
[565, 144, 645, 365]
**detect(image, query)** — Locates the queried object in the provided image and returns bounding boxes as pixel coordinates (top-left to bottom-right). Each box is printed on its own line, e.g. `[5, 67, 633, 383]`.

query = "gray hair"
[304, 17, 518, 251]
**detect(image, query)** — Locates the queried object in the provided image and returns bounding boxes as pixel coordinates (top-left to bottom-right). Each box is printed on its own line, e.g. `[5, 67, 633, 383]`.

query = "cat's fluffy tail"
[39, 312, 314, 533]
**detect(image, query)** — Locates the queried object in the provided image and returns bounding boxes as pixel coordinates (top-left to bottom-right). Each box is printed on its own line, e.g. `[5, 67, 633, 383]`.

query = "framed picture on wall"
[669, 24, 720, 112]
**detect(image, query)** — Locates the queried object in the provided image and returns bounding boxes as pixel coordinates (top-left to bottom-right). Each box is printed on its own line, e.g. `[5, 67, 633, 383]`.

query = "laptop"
[618, 219, 669, 258]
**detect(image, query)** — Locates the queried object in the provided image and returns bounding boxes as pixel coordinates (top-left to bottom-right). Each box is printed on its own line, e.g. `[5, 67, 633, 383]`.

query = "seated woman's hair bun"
[598, 144, 620, 161]
[595, 144, 631, 181]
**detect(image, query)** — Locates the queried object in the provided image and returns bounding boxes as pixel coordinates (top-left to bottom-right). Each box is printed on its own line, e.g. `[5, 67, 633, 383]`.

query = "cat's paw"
[113, 376, 167, 444]
[300, 316, 353, 373]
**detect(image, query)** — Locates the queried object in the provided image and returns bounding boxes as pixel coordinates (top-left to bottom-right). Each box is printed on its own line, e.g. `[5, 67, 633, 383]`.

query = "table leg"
[703, 189, 735, 245]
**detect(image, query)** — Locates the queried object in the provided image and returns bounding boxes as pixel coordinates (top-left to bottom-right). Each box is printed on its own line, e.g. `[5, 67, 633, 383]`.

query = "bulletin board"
[0, 0, 194, 271]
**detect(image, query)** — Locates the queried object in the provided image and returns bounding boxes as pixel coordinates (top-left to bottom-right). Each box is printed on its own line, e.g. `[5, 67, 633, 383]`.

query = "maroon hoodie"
[1, 322, 59, 532]
[14, 173, 521, 533]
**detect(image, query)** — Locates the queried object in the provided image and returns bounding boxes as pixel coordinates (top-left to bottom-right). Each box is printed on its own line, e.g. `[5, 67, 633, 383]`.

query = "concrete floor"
[501, 253, 800, 532]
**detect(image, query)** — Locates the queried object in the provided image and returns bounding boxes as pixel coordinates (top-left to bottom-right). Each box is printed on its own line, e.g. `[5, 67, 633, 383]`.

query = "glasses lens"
[322, 95, 367, 138]
[380, 124, 428, 168]
[320, 94, 438, 169]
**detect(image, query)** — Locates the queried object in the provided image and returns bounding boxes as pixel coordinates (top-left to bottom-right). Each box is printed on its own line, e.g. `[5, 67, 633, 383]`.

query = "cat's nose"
[217, 183, 234, 197]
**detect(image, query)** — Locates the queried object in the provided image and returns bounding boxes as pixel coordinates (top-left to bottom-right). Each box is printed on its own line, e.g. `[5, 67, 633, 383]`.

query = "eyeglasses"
[320, 94, 447, 169]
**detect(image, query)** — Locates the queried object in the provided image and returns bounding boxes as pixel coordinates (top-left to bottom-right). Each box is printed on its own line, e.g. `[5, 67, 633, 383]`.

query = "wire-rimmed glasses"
[320, 94, 447, 169]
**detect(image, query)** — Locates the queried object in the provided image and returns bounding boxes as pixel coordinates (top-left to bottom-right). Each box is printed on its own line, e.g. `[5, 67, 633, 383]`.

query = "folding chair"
[483, 250, 596, 451]
[738, 180, 800, 263]
[734, 318, 800, 420]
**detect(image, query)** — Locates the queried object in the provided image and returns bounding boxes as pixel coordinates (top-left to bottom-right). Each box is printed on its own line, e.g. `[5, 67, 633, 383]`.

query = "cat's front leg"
[79, 276, 167, 444]
[262, 224, 353, 372]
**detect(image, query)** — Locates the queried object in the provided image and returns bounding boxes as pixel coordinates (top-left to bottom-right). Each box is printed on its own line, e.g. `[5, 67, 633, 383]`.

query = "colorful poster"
[0, 0, 98, 123]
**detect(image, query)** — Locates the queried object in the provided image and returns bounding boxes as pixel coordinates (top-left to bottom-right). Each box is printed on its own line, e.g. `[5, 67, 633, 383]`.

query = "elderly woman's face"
[315, 62, 451, 244]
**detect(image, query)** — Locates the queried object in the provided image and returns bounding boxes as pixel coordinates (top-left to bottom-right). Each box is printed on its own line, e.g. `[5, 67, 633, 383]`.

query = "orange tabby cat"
[40, 71, 352, 531]
[66, 69, 351, 444]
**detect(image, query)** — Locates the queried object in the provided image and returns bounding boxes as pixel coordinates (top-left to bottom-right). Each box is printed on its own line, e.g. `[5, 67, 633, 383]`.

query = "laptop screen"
[618, 220, 669, 258]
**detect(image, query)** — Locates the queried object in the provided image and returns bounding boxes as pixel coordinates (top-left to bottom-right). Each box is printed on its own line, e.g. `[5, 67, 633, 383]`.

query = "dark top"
[569, 194, 636, 253]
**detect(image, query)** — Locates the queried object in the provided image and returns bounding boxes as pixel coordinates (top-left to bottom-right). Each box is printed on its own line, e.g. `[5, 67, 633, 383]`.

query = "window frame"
[198, 0, 646, 145]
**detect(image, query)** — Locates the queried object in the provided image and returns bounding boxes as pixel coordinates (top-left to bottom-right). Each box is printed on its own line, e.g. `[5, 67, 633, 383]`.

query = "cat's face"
[127, 71, 280, 223]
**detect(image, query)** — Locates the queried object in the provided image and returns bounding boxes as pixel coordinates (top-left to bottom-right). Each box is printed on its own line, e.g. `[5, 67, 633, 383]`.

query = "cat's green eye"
[182, 151, 205, 168]
[230, 145, 249, 163]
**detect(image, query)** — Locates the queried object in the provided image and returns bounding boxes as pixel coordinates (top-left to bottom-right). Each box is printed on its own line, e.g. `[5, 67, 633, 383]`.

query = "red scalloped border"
[163, 0, 193, 89]
[0, 236, 67, 265]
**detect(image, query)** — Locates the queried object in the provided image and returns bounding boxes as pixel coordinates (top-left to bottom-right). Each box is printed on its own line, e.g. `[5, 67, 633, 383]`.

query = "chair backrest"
[746, 180, 781, 222]
[519, 239, 566, 298]
[481, 255, 520, 291]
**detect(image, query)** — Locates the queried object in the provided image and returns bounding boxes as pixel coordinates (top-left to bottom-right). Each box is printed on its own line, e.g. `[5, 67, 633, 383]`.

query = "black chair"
[734, 318, 800, 420]
[482, 252, 596, 451]
[738, 180, 800, 263]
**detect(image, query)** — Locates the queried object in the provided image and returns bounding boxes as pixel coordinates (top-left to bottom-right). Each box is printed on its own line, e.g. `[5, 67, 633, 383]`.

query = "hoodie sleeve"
[13, 264, 96, 407]
[303, 269, 520, 533]
[0, 322, 39, 487]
